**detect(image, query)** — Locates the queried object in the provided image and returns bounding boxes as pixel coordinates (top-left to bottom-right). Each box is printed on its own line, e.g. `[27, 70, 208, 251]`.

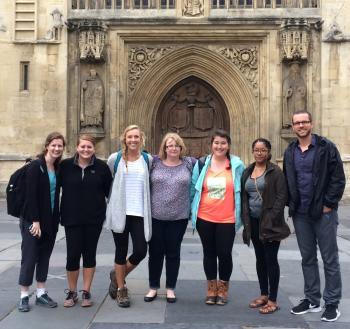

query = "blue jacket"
[190, 154, 245, 231]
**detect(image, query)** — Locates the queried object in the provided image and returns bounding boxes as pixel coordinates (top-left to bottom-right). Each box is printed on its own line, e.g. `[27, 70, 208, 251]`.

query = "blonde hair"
[158, 133, 186, 160]
[120, 125, 145, 167]
[77, 134, 96, 146]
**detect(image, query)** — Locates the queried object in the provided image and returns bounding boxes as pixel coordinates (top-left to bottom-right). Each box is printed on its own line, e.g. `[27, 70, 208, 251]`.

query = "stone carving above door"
[182, 0, 204, 17]
[128, 47, 174, 93]
[216, 47, 258, 95]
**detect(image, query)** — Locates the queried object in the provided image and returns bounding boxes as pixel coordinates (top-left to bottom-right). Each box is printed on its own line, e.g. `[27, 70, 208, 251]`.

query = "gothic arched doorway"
[155, 76, 229, 158]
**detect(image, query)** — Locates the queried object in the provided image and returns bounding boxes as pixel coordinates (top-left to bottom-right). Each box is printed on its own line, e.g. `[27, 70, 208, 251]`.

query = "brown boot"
[216, 280, 229, 305]
[205, 280, 217, 305]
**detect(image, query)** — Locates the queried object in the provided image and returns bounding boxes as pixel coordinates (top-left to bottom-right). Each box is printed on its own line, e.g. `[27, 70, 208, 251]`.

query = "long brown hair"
[39, 132, 66, 169]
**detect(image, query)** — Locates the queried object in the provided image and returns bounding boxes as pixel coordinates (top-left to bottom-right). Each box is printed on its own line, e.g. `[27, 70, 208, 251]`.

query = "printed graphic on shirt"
[207, 177, 226, 199]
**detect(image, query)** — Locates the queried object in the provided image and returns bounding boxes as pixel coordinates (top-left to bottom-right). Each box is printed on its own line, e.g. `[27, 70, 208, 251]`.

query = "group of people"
[17, 110, 345, 323]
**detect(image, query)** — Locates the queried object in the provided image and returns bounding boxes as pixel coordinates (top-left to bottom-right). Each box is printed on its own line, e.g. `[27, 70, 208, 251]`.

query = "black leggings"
[112, 215, 147, 266]
[65, 224, 103, 271]
[251, 217, 280, 302]
[18, 219, 56, 286]
[196, 218, 236, 281]
[148, 218, 188, 289]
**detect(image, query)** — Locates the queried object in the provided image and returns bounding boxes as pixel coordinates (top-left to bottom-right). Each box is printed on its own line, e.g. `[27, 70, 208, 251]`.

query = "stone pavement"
[0, 199, 349, 329]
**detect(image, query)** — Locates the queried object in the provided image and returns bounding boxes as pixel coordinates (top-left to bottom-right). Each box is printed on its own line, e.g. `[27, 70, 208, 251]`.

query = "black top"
[59, 155, 112, 226]
[22, 157, 60, 237]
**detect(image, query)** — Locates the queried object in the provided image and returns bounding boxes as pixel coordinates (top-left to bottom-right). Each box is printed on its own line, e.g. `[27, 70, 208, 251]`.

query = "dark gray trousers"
[293, 210, 342, 306]
[18, 219, 56, 286]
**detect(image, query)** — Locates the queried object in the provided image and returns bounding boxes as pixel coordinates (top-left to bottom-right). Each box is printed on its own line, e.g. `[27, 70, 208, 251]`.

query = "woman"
[191, 129, 245, 306]
[144, 133, 193, 303]
[241, 138, 289, 314]
[60, 135, 112, 308]
[105, 125, 153, 308]
[18, 132, 65, 312]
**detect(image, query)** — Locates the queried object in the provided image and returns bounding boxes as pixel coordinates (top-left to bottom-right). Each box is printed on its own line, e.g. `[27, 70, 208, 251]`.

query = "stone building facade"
[0, 0, 349, 199]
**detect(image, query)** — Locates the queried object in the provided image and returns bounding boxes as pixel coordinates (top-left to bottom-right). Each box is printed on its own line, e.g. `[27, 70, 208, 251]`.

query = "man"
[283, 110, 345, 322]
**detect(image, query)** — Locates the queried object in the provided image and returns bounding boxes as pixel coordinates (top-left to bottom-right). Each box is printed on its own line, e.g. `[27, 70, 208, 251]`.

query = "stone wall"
[0, 0, 68, 194]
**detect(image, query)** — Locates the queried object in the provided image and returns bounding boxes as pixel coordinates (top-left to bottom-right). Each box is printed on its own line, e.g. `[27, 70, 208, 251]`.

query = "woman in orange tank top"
[191, 129, 245, 306]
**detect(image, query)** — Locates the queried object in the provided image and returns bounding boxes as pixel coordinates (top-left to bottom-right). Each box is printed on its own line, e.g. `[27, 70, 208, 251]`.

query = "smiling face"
[211, 136, 230, 159]
[292, 112, 313, 138]
[252, 141, 270, 165]
[165, 137, 181, 160]
[125, 128, 141, 153]
[45, 138, 64, 162]
[77, 139, 95, 161]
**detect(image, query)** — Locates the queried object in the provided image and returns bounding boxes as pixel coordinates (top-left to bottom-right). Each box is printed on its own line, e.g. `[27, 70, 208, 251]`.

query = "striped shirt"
[123, 157, 145, 217]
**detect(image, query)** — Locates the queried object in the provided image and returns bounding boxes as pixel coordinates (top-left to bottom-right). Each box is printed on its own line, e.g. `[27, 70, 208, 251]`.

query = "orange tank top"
[197, 167, 235, 223]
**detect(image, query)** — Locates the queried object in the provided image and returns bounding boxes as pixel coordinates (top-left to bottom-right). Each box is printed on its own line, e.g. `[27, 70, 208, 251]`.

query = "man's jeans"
[293, 210, 342, 306]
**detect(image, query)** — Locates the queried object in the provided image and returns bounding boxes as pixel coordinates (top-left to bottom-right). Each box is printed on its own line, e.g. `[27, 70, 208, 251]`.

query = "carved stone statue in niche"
[183, 0, 204, 17]
[282, 62, 306, 128]
[80, 69, 104, 135]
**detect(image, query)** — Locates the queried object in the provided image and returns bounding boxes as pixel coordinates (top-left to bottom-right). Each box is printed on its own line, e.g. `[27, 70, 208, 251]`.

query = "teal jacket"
[190, 154, 245, 231]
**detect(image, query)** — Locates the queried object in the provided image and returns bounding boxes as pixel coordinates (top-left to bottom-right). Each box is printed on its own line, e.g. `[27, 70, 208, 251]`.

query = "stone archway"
[127, 45, 257, 162]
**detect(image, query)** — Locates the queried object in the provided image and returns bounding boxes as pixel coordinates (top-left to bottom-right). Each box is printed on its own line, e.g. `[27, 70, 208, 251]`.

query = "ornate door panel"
[156, 77, 229, 158]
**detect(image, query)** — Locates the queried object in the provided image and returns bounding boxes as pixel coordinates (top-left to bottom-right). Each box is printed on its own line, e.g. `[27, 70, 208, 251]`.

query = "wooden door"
[155, 77, 229, 158]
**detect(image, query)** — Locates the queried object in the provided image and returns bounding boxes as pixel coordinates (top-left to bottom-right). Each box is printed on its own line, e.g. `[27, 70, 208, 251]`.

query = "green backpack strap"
[113, 150, 149, 175]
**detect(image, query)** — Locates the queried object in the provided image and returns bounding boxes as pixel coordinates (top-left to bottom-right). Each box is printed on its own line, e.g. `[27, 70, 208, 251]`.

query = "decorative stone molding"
[323, 21, 350, 43]
[182, 0, 204, 17]
[128, 47, 174, 93]
[280, 18, 310, 62]
[216, 47, 258, 95]
[78, 20, 107, 62]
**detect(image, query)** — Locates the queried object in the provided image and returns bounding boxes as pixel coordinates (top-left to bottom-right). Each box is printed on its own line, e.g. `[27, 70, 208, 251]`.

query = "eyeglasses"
[253, 149, 268, 154]
[292, 120, 311, 126]
[166, 145, 181, 149]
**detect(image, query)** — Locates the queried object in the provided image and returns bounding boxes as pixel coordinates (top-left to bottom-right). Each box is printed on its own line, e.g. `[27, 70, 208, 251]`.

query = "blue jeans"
[293, 210, 342, 306]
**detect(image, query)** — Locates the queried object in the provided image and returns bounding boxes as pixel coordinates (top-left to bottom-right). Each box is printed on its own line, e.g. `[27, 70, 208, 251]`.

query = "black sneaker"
[35, 293, 58, 308]
[291, 298, 321, 314]
[321, 304, 341, 322]
[18, 296, 30, 312]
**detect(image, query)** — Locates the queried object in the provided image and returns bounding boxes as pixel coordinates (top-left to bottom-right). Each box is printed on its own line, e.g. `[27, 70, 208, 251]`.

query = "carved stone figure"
[282, 62, 307, 128]
[323, 21, 350, 43]
[183, 0, 204, 17]
[46, 9, 64, 41]
[80, 69, 104, 133]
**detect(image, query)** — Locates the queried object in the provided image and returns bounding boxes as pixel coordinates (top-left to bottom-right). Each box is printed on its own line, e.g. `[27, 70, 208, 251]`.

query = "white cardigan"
[104, 152, 153, 242]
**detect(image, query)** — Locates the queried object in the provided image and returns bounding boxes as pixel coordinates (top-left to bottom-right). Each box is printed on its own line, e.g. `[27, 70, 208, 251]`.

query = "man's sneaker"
[116, 287, 130, 308]
[109, 269, 118, 300]
[81, 290, 93, 307]
[321, 304, 341, 322]
[18, 296, 30, 312]
[63, 290, 78, 307]
[291, 299, 322, 315]
[35, 293, 58, 308]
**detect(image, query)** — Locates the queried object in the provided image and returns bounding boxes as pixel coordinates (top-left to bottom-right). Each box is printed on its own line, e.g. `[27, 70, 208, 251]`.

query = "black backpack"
[6, 159, 32, 218]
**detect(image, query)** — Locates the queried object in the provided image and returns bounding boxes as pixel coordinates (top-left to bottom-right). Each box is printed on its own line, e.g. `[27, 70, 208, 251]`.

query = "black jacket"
[241, 161, 289, 244]
[22, 157, 60, 237]
[283, 134, 345, 220]
[59, 155, 112, 226]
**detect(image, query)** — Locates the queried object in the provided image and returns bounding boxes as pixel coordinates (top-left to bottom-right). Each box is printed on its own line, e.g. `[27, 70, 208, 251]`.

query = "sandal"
[249, 296, 268, 308]
[259, 302, 280, 314]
